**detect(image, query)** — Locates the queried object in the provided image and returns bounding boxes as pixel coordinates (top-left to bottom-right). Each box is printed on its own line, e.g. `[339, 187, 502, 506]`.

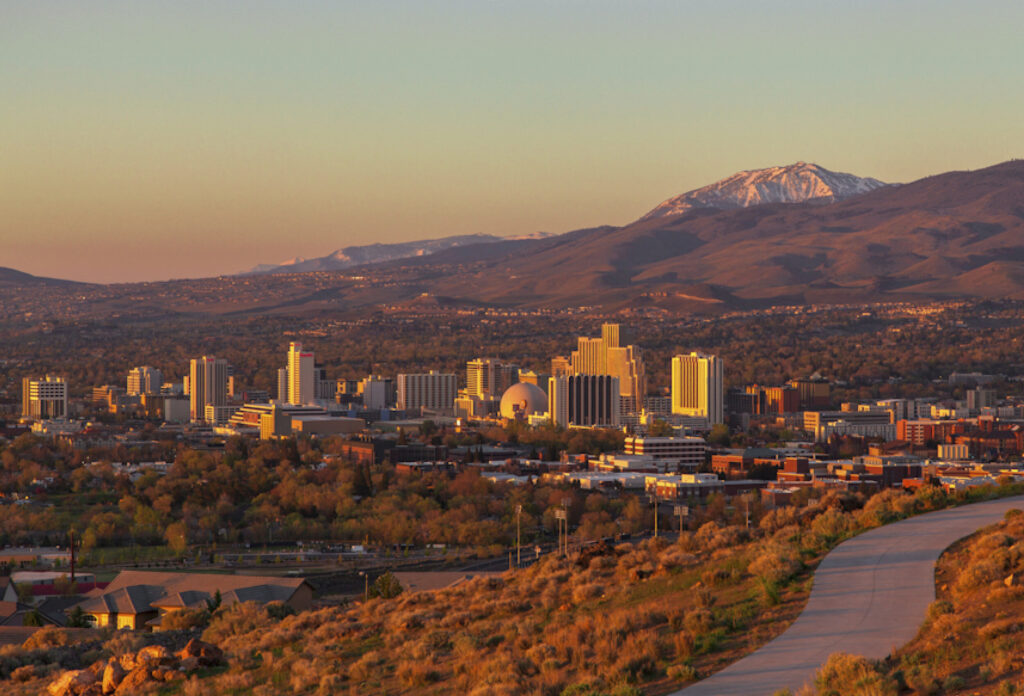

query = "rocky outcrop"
[48, 639, 225, 696]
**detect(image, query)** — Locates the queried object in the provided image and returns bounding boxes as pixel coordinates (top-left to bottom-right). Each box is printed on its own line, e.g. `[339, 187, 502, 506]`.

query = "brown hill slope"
[405, 160, 1024, 308]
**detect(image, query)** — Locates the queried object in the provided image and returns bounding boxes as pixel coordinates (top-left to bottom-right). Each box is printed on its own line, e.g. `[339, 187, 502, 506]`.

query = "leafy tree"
[369, 571, 403, 599]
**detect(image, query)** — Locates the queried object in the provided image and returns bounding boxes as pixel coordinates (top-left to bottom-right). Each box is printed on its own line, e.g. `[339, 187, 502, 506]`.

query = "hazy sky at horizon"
[3, 1, 1023, 283]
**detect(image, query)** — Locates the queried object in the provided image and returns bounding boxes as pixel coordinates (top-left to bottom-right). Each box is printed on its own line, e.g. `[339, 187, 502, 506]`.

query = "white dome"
[499, 382, 547, 420]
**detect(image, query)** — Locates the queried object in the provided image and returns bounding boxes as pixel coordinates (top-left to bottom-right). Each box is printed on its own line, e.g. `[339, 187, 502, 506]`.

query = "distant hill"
[245, 233, 552, 275]
[0, 267, 85, 289]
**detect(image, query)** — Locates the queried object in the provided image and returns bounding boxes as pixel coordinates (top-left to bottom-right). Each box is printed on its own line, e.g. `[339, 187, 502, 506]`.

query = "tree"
[165, 521, 188, 556]
[66, 606, 90, 628]
[22, 609, 43, 627]
[369, 571, 403, 599]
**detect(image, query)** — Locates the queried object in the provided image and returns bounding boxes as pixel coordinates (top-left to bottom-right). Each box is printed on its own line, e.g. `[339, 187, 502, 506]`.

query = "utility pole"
[650, 493, 658, 539]
[515, 504, 522, 567]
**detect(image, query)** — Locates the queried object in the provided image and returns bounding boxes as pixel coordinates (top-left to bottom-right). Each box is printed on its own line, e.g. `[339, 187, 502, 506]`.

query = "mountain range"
[366, 159, 1024, 309]
[6, 160, 1024, 316]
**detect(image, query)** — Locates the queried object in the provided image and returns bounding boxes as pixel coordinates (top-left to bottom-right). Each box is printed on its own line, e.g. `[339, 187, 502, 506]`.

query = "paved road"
[675, 495, 1024, 696]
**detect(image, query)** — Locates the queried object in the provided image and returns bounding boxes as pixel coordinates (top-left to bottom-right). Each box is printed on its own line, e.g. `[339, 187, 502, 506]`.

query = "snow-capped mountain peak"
[640, 162, 889, 221]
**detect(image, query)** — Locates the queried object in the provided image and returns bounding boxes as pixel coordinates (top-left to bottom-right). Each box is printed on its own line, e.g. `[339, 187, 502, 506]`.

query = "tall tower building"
[548, 374, 620, 427]
[607, 344, 647, 411]
[127, 366, 162, 396]
[287, 342, 315, 405]
[189, 356, 227, 422]
[570, 337, 604, 375]
[277, 367, 289, 402]
[671, 352, 724, 426]
[566, 324, 646, 412]
[22, 376, 69, 420]
[466, 358, 519, 400]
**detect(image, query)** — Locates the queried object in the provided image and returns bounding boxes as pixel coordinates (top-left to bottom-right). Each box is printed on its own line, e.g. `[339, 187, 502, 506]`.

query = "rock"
[177, 638, 224, 666]
[1005, 573, 1018, 587]
[48, 670, 97, 696]
[113, 667, 151, 696]
[117, 655, 135, 672]
[136, 644, 173, 666]
[180, 657, 201, 672]
[101, 661, 125, 695]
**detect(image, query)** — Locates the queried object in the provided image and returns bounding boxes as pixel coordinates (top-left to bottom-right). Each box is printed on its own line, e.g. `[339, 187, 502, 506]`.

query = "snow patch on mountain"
[640, 162, 890, 221]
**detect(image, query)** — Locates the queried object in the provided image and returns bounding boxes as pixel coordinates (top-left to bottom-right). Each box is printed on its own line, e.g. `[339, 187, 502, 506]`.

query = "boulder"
[113, 667, 151, 696]
[177, 638, 224, 666]
[48, 670, 98, 696]
[136, 644, 174, 666]
[117, 654, 135, 672]
[101, 661, 125, 695]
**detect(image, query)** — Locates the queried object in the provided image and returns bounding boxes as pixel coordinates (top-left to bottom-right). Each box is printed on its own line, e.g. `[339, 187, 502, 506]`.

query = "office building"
[189, 356, 227, 422]
[671, 352, 724, 426]
[548, 374, 620, 427]
[396, 372, 457, 413]
[277, 368, 289, 402]
[21, 376, 69, 420]
[360, 376, 394, 410]
[568, 324, 646, 412]
[126, 367, 162, 396]
[551, 356, 572, 377]
[287, 342, 315, 405]
[570, 337, 604, 375]
[466, 358, 519, 400]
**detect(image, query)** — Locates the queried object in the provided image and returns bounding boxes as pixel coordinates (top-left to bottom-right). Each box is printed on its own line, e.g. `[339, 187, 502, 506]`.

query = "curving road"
[674, 495, 1024, 696]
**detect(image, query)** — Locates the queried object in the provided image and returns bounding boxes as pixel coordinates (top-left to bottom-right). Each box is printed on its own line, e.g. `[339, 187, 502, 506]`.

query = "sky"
[2, 1, 1023, 284]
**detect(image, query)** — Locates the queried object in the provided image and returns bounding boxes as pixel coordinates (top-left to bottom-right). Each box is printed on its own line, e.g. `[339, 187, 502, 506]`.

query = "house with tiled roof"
[73, 570, 313, 631]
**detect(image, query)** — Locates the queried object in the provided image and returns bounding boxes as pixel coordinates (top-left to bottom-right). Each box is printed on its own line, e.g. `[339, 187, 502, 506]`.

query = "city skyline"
[4, 1, 1023, 283]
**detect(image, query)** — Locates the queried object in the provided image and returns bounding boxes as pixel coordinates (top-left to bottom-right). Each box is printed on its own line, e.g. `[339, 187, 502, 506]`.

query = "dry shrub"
[684, 608, 713, 635]
[317, 674, 344, 695]
[749, 541, 801, 585]
[289, 658, 320, 693]
[397, 659, 441, 687]
[9, 664, 38, 682]
[760, 506, 800, 533]
[673, 630, 694, 659]
[22, 627, 79, 651]
[160, 607, 210, 631]
[809, 508, 853, 546]
[667, 663, 698, 682]
[658, 546, 698, 571]
[857, 489, 914, 528]
[102, 629, 146, 657]
[203, 601, 275, 649]
[609, 631, 659, 682]
[694, 522, 749, 552]
[348, 649, 384, 682]
[814, 652, 898, 695]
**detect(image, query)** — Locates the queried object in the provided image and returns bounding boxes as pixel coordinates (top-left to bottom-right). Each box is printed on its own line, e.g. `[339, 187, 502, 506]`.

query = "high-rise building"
[551, 356, 572, 377]
[570, 337, 604, 375]
[287, 342, 315, 405]
[22, 376, 69, 420]
[548, 374, 620, 427]
[189, 356, 228, 422]
[277, 368, 289, 402]
[126, 366, 162, 396]
[671, 352, 724, 426]
[466, 358, 519, 400]
[606, 344, 646, 410]
[567, 324, 646, 410]
[396, 371, 458, 413]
